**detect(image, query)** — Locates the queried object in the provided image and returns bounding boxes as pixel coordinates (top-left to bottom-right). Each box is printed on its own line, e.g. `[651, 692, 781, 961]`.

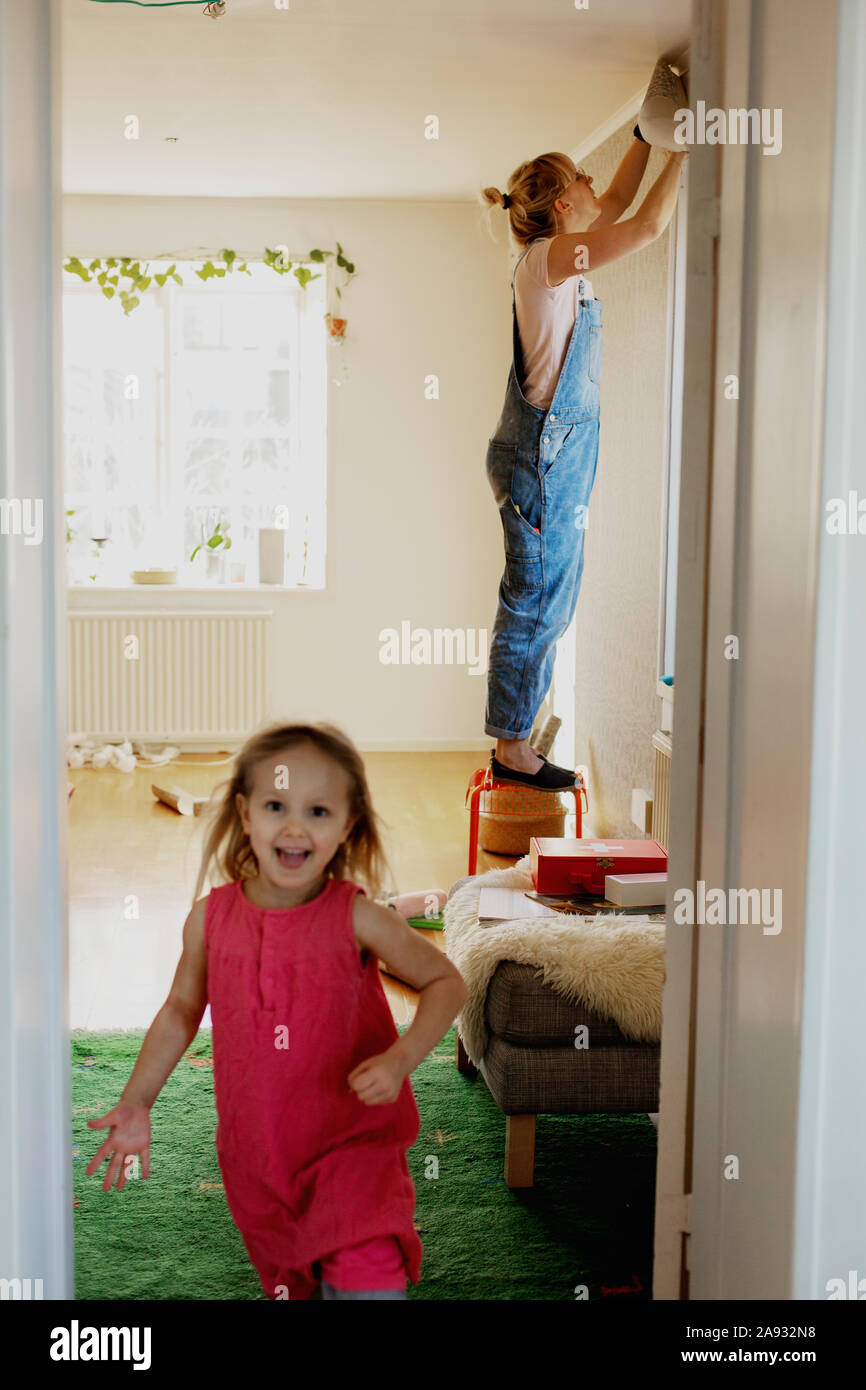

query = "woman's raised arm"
[548, 149, 687, 284]
[589, 135, 651, 228]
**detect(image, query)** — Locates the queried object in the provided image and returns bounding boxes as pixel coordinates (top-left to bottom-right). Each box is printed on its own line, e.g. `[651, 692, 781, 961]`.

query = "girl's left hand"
[347, 1047, 407, 1105]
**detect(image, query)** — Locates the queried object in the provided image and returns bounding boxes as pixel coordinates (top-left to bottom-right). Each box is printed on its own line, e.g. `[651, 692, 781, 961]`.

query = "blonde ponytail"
[480, 152, 578, 247]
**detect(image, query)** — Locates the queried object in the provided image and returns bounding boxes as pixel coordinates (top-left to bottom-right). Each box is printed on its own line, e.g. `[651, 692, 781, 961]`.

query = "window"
[63, 259, 328, 587]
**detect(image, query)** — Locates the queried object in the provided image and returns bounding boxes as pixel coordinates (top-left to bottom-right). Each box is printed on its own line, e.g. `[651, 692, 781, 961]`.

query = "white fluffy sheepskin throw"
[444, 857, 665, 1065]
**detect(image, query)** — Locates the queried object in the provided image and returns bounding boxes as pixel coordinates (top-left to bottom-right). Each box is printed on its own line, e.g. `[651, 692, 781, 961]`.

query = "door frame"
[654, 0, 841, 1299]
[651, 0, 723, 1301]
[0, 0, 73, 1299]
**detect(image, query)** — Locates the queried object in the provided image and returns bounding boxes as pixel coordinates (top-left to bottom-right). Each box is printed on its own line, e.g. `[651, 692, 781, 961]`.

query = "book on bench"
[478, 886, 658, 925]
[478, 887, 559, 924]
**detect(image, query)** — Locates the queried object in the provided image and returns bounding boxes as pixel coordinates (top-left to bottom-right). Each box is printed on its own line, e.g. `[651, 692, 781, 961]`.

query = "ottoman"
[447, 876, 661, 1188]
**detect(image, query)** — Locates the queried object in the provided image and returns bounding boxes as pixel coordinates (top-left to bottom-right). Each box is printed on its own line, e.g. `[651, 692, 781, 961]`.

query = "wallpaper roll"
[637, 60, 689, 152]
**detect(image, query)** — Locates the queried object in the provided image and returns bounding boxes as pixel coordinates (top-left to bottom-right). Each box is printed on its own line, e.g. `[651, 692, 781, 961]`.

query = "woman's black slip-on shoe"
[534, 751, 576, 777]
[489, 751, 577, 791]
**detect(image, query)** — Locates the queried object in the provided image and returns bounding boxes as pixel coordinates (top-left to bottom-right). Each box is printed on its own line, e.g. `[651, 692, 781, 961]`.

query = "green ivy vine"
[64, 244, 356, 315]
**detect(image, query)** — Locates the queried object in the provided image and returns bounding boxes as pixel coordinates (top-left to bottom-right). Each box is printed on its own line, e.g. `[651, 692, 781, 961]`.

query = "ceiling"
[62, 0, 690, 199]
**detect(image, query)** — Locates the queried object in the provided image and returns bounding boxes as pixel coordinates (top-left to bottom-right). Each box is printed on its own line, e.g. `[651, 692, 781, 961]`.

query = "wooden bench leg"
[456, 1033, 477, 1077]
[505, 1114, 536, 1188]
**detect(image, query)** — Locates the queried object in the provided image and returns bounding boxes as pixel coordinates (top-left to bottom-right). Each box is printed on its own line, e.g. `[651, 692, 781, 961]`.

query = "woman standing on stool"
[481, 136, 687, 790]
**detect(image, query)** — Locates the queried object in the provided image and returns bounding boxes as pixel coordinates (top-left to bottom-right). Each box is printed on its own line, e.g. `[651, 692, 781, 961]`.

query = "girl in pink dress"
[86, 721, 467, 1300]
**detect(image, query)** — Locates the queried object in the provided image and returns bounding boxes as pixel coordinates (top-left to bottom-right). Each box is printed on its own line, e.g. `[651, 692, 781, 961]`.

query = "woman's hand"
[86, 1102, 152, 1191]
[347, 1047, 408, 1106]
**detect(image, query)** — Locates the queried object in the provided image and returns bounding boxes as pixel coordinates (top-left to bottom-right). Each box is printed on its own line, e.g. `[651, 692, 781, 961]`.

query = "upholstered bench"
[445, 864, 663, 1188]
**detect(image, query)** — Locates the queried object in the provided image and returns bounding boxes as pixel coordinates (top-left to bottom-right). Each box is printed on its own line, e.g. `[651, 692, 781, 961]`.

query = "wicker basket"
[478, 783, 566, 855]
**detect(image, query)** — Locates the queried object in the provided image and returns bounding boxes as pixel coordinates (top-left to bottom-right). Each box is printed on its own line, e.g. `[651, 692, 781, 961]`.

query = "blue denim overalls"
[484, 242, 602, 739]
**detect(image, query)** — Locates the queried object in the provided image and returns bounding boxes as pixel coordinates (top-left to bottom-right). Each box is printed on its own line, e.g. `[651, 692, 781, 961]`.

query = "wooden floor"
[67, 749, 516, 1029]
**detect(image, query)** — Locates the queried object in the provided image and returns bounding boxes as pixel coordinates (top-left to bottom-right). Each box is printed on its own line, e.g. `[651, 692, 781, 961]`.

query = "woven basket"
[478, 783, 566, 855]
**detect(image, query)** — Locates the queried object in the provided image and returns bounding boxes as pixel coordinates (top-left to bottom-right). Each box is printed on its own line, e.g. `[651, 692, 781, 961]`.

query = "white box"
[631, 787, 654, 832]
[604, 872, 667, 907]
[259, 528, 286, 585]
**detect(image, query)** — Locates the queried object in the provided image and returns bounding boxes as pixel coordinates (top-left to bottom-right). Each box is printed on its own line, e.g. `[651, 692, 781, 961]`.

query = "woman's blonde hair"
[482, 151, 578, 247]
[192, 721, 391, 905]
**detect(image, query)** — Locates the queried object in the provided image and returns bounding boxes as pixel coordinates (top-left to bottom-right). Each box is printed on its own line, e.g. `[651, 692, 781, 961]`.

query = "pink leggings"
[243, 1230, 407, 1299]
[318, 1235, 406, 1291]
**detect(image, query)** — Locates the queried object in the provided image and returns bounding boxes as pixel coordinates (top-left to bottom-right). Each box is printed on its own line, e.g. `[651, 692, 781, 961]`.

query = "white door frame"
[0, 0, 72, 1299]
[655, 0, 841, 1299]
[652, 0, 723, 1299]
[794, 0, 866, 1301]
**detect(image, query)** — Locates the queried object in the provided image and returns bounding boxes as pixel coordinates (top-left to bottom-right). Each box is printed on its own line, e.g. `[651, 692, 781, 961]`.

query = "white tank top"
[513, 237, 594, 410]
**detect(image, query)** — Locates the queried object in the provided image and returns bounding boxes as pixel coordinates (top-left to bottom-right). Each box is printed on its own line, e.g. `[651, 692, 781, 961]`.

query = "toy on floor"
[381, 889, 447, 929]
[67, 737, 136, 773]
[67, 735, 180, 773]
[375, 889, 448, 984]
[151, 784, 212, 817]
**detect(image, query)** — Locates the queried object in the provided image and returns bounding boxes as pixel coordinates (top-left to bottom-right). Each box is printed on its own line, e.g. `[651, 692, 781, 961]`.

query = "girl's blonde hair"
[192, 721, 391, 905]
[481, 151, 578, 247]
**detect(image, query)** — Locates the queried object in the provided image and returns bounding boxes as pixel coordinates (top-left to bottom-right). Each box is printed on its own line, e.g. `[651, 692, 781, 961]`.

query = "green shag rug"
[72, 1027, 656, 1301]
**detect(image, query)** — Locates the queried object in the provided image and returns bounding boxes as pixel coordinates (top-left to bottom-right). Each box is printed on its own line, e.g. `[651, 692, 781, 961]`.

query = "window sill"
[65, 584, 328, 597]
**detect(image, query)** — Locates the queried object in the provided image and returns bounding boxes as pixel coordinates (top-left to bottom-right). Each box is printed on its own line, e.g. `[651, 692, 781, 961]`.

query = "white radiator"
[68, 611, 271, 744]
[651, 729, 672, 851]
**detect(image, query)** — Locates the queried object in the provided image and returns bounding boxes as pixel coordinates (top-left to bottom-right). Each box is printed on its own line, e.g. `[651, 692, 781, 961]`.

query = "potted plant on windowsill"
[190, 512, 232, 583]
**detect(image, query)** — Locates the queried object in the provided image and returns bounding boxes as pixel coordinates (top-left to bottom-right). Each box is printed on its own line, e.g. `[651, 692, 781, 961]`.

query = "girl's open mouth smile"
[275, 847, 311, 870]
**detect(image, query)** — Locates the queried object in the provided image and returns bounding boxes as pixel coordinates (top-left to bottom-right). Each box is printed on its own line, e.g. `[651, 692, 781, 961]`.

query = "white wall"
[63, 196, 510, 749]
[563, 129, 675, 835]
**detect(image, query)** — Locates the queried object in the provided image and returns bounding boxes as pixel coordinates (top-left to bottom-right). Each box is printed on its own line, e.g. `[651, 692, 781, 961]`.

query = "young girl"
[480, 141, 688, 790]
[86, 721, 467, 1301]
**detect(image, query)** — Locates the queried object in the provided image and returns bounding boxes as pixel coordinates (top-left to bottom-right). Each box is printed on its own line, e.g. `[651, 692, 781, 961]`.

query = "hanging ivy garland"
[63, 244, 356, 316]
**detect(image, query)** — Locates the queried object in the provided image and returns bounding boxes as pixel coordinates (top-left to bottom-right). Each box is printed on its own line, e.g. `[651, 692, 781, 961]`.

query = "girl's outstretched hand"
[347, 1048, 407, 1106]
[85, 1103, 152, 1192]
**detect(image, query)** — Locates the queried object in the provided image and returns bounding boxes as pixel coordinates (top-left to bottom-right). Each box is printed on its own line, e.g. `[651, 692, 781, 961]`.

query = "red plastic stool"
[464, 765, 588, 875]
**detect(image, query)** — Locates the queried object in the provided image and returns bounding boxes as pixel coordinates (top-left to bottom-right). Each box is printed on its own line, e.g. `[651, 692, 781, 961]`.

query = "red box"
[529, 837, 668, 896]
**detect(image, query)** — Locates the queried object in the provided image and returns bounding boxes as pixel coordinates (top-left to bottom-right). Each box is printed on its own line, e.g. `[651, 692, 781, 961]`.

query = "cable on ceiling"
[89, 1, 227, 12]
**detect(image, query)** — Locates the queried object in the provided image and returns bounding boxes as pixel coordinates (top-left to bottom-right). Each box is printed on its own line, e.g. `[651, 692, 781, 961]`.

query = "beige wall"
[62, 180, 675, 774]
[63, 196, 511, 749]
[568, 127, 674, 836]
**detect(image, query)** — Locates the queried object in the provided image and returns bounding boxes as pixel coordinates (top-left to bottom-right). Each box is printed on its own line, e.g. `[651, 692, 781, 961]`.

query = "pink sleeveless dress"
[204, 875, 423, 1300]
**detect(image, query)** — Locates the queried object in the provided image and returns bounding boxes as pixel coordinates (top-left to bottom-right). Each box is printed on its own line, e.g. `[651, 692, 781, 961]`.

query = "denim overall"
[484, 243, 602, 739]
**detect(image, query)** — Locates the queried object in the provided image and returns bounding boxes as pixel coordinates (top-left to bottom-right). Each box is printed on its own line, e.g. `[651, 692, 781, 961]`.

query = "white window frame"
[62, 256, 328, 590]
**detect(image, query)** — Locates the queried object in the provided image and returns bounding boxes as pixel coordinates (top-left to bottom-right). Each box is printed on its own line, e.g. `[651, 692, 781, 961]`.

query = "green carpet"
[72, 1028, 657, 1301]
